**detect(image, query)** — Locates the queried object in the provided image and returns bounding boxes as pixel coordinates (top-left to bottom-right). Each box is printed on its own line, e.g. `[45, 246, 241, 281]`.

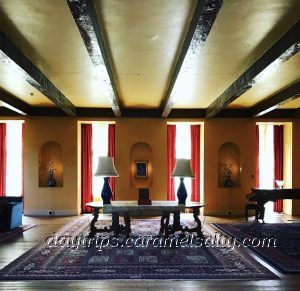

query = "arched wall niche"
[39, 141, 63, 187]
[218, 142, 241, 188]
[130, 142, 153, 189]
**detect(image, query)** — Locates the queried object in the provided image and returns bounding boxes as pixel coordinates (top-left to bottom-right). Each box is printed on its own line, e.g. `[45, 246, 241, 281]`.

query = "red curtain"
[21, 123, 25, 197]
[81, 124, 93, 213]
[191, 125, 200, 202]
[108, 124, 116, 200]
[255, 125, 260, 188]
[167, 125, 176, 201]
[0, 123, 6, 197]
[274, 125, 283, 213]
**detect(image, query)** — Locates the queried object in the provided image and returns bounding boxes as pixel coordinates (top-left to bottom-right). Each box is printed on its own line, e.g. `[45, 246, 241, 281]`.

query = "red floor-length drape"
[108, 124, 116, 200]
[191, 125, 200, 202]
[0, 123, 6, 197]
[167, 125, 176, 201]
[81, 124, 93, 213]
[21, 123, 25, 197]
[255, 125, 260, 188]
[274, 125, 284, 213]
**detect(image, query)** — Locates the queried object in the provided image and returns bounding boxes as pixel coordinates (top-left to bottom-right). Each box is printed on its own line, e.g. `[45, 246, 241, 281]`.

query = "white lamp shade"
[171, 159, 194, 178]
[275, 180, 284, 188]
[94, 157, 119, 177]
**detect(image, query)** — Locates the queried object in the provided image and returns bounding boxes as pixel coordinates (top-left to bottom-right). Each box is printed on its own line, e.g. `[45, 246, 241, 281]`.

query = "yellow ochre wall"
[24, 117, 78, 216]
[204, 119, 256, 215]
[1, 116, 300, 216]
[115, 119, 167, 200]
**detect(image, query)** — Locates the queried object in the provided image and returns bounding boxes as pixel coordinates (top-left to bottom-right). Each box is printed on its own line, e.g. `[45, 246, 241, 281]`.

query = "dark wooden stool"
[245, 203, 258, 222]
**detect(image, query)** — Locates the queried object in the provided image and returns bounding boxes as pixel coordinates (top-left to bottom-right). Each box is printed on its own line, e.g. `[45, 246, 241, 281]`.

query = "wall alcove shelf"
[130, 142, 153, 189]
[39, 141, 63, 187]
[218, 142, 241, 188]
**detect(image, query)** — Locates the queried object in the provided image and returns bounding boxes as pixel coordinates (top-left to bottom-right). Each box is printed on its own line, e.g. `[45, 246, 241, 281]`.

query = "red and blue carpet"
[0, 217, 277, 280]
[213, 223, 300, 273]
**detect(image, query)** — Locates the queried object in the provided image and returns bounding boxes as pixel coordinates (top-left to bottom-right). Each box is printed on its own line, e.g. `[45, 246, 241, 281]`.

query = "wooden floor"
[0, 214, 300, 291]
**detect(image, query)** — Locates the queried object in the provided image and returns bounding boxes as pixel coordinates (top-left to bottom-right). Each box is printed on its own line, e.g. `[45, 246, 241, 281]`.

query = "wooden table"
[86, 201, 206, 238]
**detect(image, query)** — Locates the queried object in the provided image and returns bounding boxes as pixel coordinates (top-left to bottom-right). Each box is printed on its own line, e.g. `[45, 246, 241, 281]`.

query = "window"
[3, 121, 24, 196]
[92, 123, 109, 201]
[175, 123, 192, 200]
[81, 121, 115, 210]
[258, 124, 274, 189]
[257, 122, 289, 214]
[167, 122, 201, 202]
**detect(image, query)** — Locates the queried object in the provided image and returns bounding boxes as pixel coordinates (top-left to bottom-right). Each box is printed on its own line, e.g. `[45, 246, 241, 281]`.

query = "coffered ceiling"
[0, 0, 299, 118]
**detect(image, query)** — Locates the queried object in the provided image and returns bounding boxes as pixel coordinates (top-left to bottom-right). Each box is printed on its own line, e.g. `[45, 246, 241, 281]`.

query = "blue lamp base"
[101, 177, 113, 204]
[177, 177, 187, 205]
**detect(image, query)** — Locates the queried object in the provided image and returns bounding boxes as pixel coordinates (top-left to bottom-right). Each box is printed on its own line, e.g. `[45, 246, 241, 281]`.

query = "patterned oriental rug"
[0, 216, 277, 280]
[213, 223, 300, 273]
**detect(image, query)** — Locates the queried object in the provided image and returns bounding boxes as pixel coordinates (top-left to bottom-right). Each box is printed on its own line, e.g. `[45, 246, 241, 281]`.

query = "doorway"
[256, 122, 292, 218]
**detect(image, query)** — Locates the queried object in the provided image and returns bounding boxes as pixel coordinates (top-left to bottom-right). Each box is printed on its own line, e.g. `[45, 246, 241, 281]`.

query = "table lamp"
[275, 180, 284, 189]
[171, 159, 194, 204]
[94, 157, 119, 204]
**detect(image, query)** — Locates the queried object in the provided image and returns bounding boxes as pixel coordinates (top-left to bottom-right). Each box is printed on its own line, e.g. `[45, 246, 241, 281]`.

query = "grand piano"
[247, 188, 300, 222]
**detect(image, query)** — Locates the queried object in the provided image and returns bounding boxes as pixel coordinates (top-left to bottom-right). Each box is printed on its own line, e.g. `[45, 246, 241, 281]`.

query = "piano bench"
[245, 203, 258, 222]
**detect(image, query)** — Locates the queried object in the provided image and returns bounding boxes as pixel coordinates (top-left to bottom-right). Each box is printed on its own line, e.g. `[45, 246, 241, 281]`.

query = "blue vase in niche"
[224, 178, 233, 188]
[47, 174, 56, 187]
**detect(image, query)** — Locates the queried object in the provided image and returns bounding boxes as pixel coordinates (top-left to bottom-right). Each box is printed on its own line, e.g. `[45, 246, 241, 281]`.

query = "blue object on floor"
[0, 196, 23, 232]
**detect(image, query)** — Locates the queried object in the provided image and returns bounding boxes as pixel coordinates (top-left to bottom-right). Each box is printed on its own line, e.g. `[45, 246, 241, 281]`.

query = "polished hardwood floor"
[0, 213, 300, 291]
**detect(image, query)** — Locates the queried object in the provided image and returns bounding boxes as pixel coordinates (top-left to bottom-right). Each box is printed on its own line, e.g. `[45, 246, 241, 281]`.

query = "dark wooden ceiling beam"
[213, 109, 295, 118]
[1, 106, 294, 119]
[251, 81, 300, 117]
[259, 109, 295, 119]
[168, 109, 206, 118]
[76, 107, 115, 118]
[294, 108, 300, 118]
[0, 89, 32, 115]
[161, 0, 223, 118]
[214, 109, 251, 118]
[0, 32, 76, 116]
[122, 109, 162, 118]
[30, 107, 68, 117]
[206, 20, 300, 118]
[0, 107, 23, 116]
[67, 0, 122, 117]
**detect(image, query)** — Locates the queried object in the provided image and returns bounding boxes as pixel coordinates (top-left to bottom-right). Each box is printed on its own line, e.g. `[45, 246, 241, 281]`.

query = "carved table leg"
[173, 211, 181, 232]
[192, 207, 204, 239]
[257, 203, 266, 223]
[124, 212, 131, 237]
[160, 211, 170, 235]
[112, 212, 120, 236]
[89, 207, 100, 237]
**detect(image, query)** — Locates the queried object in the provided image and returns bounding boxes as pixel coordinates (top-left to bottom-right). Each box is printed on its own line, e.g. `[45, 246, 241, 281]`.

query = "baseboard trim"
[205, 210, 244, 216]
[24, 209, 79, 216]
